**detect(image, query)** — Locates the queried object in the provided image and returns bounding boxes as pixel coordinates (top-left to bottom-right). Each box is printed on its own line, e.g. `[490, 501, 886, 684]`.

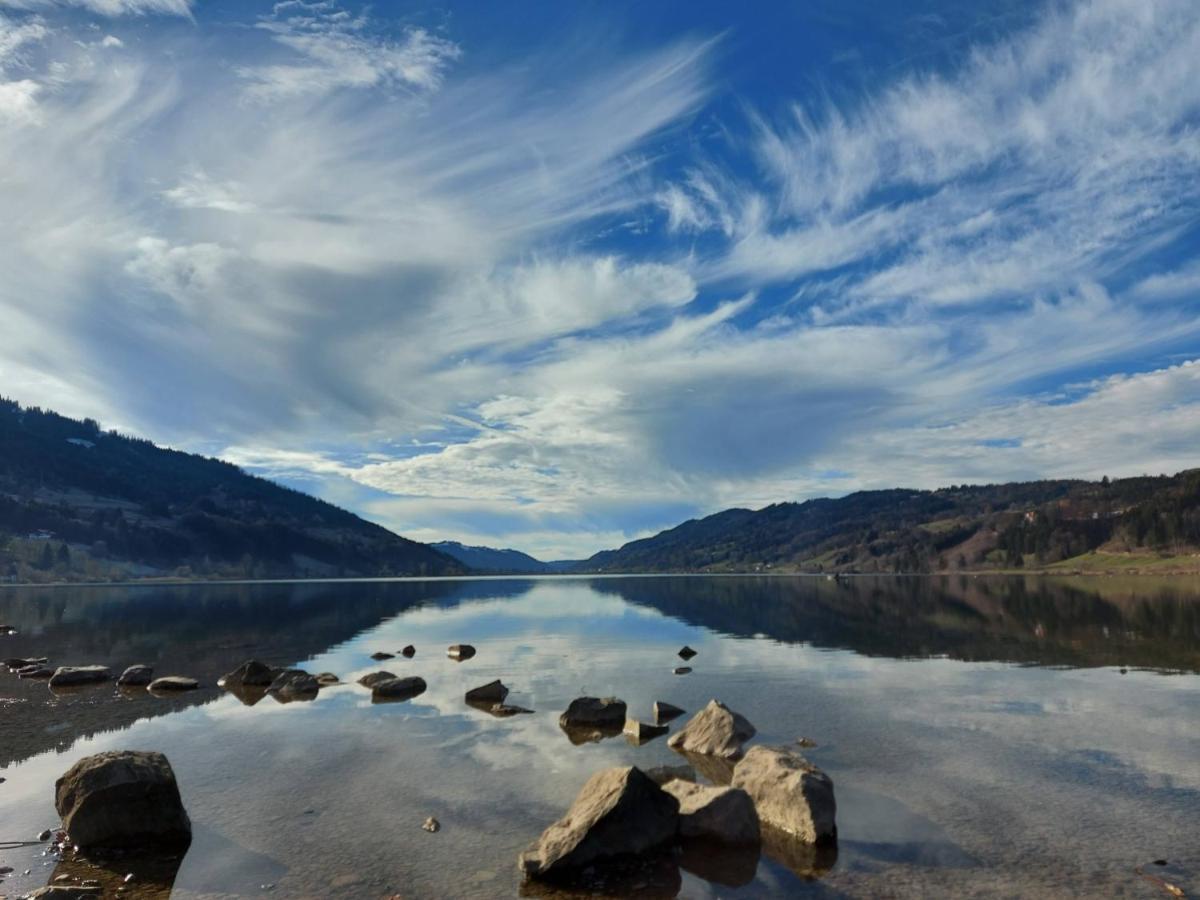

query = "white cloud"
[0, 0, 191, 15]
[240, 3, 460, 101]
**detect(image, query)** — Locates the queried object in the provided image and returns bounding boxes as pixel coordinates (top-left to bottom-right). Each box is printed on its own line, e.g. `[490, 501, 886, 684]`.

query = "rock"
[667, 699, 755, 760]
[371, 675, 427, 702]
[38, 828, 53, 840]
[116, 665, 153, 687]
[518, 766, 679, 880]
[673, 666, 692, 675]
[795, 737, 818, 749]
[268, 669, 320, 701]
[760, 823, 839, 878]
[623, 718, 669, 745]
[467, 699, 534, 717]
[315, 672, 339, 686]
[662, 780, 760, 845]
[401, 645, 416, 657]
[422, 816, 440, 833]
[370, 651, 395, 661]
[357, 670, 396, 688]
[644, 764, 696, 786]
[731, 746, 836, 843]
[465, 680, 508, 703]
[55, 750, 191, 849]
[219, 660, 277, 688]
[0, 624, 16, 634]
[6, 656, 47, 670]
[148, 676, 199, 692]
[678, 646, 698, 660]
[25, 887, 102, 898]
[19, 665, 53, 679]
[447, 644, 476, 661]
[559, 696, 626, 729]
[653, 701, 685, 724]
[48, 666, 111, 688]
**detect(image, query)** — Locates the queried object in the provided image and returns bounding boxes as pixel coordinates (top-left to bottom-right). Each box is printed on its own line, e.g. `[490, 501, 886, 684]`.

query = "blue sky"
[1, 0, 1198, 559]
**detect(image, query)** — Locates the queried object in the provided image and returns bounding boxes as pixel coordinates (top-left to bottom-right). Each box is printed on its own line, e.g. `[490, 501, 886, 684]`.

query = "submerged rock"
[465, 680, 509, 703]
[148, 676, 199, 692]
[48, 666, 110, 688]
[357, 670, 396, 688]
[219, 660, 277, 689]
[370, 651, 395, 661]
[55, 750, 191, 849]
[467, 698, 534, 717]
[447, 644, 476, 661]
[623, 718, 669, 745]
[653, 701, 686, 724]
[644, 764, 696, 786]
[667, 700, 756, 760]
[662, 780, 760, 845]
[6, 656, 48, 670]
[731, 746, 836, 843]
[117, 665, 153, 687]
[673, 666, 692, 675]
[371, 675, 427, 703]
[518, 766, 679, 881]
[268, 669, 320, 701]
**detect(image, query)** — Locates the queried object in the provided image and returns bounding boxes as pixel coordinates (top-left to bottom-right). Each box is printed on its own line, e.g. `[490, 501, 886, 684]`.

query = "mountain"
[0, 397, 464, 582]
[431, 541, 578, 574]
[581, 471, 1200, 574]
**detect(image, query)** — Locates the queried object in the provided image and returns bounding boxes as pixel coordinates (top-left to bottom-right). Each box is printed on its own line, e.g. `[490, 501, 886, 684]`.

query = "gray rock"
[148, 676, 199, 692]
[268, 669, 320, 701]
[653, 701, 685, 724]
[667, 699, 756, 760]
[731, 746, 836, 843]
[623, 718, 669, 745]
[371, 675, 427, 702]
[219, 660, 277, 688]
[116, 665, 153, 687]
[357, 670, 396, 688]
[54, 750, 190, 849]
[48, 666, 110, 688]
[465, 680, 508, 703]
[644, 764, 696, 786]
[447, 644, 476, 661]
[6, 656, 47, 670]
[518, 766, 679, 880]
[559, 696, 626, 730]
[662, 780, 760, 845]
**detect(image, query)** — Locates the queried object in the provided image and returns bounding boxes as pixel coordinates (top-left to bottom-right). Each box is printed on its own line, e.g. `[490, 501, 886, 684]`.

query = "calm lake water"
[0, 575, 1198, 898]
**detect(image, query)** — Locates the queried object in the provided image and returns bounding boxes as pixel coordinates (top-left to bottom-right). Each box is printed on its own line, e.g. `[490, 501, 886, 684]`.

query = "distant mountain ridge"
[0, 397, 463, 582]
[431, 541, 577, 574]
[579, 472, 1200, 574]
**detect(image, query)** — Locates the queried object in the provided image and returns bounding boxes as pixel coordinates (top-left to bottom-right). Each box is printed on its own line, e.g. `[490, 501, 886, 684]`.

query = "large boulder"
[465, 680, 508, 703]
[731, 746, 836, 843]
[54, 751, 191, 849]
[48, 666, 110, 688]
[667, 699, 755, 759]
[117, 665, 153, 687]
[662, 780, 760, 845]
[371, 675, 427, 702]
[519, 766, 679, 880]
[219, 660, 277, 688]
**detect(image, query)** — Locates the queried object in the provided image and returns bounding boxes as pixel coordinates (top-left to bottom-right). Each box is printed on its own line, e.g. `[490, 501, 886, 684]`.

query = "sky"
[1, 0, 1198, 559]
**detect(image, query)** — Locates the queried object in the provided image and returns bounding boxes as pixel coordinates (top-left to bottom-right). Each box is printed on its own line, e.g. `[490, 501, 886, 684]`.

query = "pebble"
[673, 666, 692, 675]
[422, 817, 440, 833]
[38, 829, 52, 841]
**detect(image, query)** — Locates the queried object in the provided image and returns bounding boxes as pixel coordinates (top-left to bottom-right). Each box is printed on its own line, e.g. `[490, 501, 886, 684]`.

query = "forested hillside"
[582, 472, 1200, 574]
[0, 398, 463, 582]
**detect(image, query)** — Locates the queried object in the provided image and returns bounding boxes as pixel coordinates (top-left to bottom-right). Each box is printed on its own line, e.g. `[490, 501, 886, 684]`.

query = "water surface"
[0, 575, 1197, 898]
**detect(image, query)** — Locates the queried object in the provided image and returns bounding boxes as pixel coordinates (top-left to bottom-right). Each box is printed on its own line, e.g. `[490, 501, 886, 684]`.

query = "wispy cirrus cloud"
[0, 0, 191, 15]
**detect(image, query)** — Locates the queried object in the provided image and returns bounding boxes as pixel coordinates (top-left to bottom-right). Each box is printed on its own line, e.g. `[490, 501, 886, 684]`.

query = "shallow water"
[0, 575, 1197, 898]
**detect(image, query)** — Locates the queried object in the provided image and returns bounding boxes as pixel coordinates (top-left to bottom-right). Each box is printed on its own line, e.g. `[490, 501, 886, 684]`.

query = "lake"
[0, 575, 1198, 898]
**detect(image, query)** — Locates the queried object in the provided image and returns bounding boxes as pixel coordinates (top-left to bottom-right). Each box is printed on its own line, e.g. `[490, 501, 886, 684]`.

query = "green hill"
[0, 397, 464, 582]
[581, 472, 1200, 574]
